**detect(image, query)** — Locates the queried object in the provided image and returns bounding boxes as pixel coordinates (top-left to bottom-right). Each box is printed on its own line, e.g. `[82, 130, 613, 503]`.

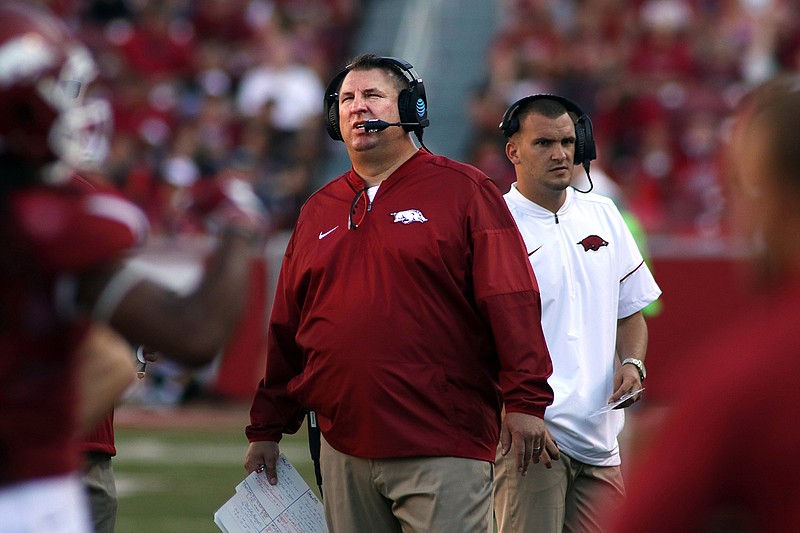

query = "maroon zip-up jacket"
[247, 150, 553, 462]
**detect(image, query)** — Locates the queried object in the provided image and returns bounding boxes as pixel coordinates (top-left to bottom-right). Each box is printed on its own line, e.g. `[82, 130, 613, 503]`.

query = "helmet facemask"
[40, 45, 113, 182]
[0, 5, 113, 184]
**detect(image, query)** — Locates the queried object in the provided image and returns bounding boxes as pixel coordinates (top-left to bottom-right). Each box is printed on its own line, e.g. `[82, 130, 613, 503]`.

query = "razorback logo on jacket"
[390, 209, 428, 224]
[577, 235, 609, 252]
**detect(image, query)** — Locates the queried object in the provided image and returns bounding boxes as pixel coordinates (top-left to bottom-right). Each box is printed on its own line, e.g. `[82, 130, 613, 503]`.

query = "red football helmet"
[0, 2, 111, 179]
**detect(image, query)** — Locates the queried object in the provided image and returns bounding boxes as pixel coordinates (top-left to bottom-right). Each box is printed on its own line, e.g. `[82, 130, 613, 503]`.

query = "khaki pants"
[83, 453, 117, 533]
[321, 437, 494, 533]
[494, 446, 625, 533]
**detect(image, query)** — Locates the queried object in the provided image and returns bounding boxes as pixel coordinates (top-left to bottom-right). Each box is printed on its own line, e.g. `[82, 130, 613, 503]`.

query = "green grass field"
[112, 403, 647, 532]
[112, 405, 318, 533]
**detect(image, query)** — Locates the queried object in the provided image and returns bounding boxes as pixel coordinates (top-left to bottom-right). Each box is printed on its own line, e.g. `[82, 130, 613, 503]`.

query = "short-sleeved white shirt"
[505, 184, 661, 466]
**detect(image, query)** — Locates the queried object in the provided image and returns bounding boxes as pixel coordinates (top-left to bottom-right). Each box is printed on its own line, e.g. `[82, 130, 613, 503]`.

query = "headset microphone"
[358, 119, 419, 133]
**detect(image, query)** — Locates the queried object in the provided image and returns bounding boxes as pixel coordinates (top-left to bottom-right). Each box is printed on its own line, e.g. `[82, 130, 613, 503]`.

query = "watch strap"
[621, 357, 646, 382]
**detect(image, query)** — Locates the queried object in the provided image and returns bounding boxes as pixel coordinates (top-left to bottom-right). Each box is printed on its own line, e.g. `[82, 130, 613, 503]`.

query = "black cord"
[572, 162, 594, 194]
[307, 410, 323, 499]
[414, 130, 432, 154]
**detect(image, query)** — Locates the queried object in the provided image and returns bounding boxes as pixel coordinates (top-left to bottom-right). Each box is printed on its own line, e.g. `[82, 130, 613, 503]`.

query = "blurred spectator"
[191, 0, 254, 45]
[236, 30, 325, 167]
[465, 81, 517, 193]
[114, 2, 196, 81]
[106, 73, 177, 154]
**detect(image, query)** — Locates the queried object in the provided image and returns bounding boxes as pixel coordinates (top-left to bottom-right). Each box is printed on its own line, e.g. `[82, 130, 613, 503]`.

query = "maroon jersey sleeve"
[9, 183, 149, 271]
[246, 227, 306, 442]
[79, 411, 116, 455]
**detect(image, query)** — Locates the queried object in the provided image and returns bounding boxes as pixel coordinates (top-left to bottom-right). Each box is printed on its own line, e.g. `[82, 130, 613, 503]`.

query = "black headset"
[499, 94, 596, 170]
[323, 56, 430, 142]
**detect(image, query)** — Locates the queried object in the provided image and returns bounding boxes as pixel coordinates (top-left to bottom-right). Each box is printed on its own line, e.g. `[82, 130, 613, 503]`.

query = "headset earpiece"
[576, 108, 596, 163]
[324, 69, 348, 141]
[323, 56, 429, 142]
[397, 83, 428, 132]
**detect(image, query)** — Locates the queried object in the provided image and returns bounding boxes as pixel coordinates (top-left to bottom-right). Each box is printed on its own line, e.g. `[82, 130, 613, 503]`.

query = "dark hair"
[341, 53, 409, 93]
[500, 94, 572, 139]
[502, 98, 571, 138]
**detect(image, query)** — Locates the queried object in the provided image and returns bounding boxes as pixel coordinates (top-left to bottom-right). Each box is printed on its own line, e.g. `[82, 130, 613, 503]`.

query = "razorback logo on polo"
[577, 235, 609, 252]
[390, 209, 428, 224]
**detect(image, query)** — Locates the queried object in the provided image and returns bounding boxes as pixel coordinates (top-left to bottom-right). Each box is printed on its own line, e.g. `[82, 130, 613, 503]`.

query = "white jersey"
[505, 184, 661, 466]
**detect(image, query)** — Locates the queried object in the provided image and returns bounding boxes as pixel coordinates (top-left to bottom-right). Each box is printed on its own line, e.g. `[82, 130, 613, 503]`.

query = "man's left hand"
[500, 412, 553, 475]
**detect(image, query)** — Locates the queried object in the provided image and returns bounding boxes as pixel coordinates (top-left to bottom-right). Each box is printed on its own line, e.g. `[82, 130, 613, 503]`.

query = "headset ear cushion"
[573, 114, 597, 165]
[580, 114, 596, 161]
[323, 69, 347, 141]
[574, 122, 586, 165]
[397, 88, 415, 129]
[326, 100, 341, 141]
[398, 83, 429, 132]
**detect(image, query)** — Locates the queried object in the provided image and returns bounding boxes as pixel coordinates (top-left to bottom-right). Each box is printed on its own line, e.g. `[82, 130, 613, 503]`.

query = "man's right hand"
[244, 440, 280, 485]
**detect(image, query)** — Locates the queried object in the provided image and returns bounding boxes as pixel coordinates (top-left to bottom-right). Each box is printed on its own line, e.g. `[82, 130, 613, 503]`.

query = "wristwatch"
[621, 358, 646, 382]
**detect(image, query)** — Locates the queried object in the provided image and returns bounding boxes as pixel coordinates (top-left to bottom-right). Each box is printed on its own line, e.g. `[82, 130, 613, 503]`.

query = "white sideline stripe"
[113, 438, 310, 466]
[115, 477, 163, 497]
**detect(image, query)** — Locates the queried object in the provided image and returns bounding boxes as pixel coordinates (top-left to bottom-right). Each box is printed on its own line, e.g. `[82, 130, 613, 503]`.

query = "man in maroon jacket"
[244, 54, 554, 532]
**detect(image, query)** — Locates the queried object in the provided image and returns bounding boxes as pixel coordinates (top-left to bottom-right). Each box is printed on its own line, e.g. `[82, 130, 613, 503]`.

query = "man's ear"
[505, 141, 520, 165]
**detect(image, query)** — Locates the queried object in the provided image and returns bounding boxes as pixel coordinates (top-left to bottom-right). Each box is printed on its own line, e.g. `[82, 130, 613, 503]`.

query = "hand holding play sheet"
[589, 388, 645, 417]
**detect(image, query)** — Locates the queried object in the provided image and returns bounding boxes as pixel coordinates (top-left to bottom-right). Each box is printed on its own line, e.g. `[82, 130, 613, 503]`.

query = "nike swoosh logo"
[528, 246, 542, 256]
[319, 226, 339, 239]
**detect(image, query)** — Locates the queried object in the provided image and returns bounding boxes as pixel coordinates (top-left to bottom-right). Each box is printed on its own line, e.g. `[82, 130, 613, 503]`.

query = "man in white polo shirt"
[494, 94, 662, 533]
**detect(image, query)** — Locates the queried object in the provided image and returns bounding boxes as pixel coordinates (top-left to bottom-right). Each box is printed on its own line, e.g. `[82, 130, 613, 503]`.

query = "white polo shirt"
[505, 184, 661, 466]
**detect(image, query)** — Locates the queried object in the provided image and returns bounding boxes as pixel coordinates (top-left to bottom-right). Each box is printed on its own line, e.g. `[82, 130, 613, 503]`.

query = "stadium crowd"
[51, 0, 359, 237]
[47, 0, 800, 242]
[467, 0, 800, 238]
